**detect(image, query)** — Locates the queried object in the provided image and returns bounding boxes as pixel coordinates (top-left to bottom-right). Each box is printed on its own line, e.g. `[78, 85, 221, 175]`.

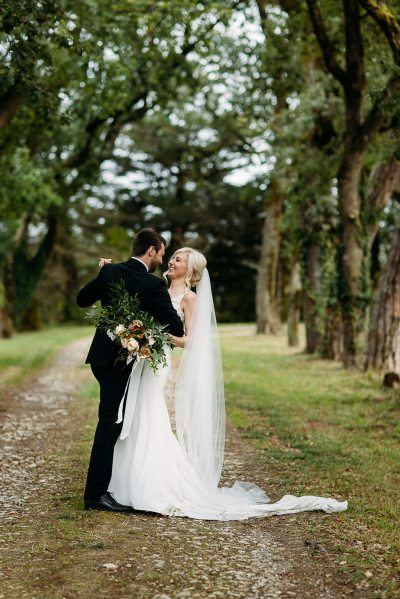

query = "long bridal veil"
[173, 268, 348, 517]
[174, 268, 225, 488]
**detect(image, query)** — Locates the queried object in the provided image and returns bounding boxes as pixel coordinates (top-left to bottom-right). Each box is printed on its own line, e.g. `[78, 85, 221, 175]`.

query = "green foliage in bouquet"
[87, 281, 173, 372]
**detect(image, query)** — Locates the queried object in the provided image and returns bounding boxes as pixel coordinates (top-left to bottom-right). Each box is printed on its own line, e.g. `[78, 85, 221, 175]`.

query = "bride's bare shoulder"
[182, 290, 197, 306]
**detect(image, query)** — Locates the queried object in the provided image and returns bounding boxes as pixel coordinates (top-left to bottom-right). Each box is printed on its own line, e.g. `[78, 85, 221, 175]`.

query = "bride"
[108, 247, 347, 520]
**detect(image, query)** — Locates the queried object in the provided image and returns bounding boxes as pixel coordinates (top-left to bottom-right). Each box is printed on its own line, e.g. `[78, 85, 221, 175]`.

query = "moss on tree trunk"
[366, 223, 400, 372]
[256, 177, 283, 335]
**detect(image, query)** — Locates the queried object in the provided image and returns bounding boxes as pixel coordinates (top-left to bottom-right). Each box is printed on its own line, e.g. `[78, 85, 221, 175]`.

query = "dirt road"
[0, 339, 359, 598]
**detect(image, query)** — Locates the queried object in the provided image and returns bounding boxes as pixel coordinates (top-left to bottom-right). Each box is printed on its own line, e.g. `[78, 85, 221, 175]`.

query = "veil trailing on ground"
[174, 268, 225, 488]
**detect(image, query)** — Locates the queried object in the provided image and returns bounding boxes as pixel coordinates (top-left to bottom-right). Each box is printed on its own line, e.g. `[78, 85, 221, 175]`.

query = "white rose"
[107, 329, 116, 341]
[115, 324, 126, 336]
[120, 337, 129, 348]
[127, 338, 139, 353]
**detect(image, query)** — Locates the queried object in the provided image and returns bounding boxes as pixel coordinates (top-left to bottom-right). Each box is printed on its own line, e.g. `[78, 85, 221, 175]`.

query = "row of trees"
[1, 0, 400, 372]
[256, 0, 400, 371]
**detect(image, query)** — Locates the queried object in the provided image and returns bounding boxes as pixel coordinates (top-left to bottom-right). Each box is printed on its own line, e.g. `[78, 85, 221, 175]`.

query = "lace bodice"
[170, 291, 189, 323]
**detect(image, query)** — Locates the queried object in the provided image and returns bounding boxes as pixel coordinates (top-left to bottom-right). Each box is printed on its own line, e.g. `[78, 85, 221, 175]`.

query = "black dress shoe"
[84, 491, 134, 513]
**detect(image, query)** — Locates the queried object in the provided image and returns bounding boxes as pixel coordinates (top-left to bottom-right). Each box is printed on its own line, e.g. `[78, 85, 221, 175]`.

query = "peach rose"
[139, 345, 151, 359]
[128, 320, 143, 331]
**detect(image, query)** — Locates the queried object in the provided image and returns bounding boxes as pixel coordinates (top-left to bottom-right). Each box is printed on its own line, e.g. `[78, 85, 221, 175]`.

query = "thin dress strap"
[171, 290, 190, 302]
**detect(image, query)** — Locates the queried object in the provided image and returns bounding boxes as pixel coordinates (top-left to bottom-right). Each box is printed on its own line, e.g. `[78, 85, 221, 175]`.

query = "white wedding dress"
[109, 288, 347, 520]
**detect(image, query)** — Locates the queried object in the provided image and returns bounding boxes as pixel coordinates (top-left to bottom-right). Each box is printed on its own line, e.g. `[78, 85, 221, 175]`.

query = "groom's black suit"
[76, 258, 184, 500]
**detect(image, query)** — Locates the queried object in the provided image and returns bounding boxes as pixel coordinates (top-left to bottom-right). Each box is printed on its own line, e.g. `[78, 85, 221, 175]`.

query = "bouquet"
[88, 281, 173, 372]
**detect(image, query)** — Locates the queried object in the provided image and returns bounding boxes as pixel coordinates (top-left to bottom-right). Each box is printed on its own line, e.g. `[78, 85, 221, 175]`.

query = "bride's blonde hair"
[167, 247, 207, 289]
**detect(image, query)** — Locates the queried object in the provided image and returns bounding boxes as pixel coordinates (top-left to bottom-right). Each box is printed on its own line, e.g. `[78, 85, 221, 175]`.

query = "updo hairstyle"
[172, 247, 207, 289]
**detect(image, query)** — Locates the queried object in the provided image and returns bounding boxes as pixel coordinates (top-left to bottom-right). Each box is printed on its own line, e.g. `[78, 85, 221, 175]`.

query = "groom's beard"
[148, 259, 158, 273]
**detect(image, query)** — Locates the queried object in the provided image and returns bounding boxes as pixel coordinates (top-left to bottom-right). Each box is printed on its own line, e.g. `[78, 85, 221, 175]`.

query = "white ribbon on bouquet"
[116, 358, 145, 440]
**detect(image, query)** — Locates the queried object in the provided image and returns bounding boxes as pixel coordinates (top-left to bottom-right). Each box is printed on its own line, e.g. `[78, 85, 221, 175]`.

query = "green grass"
[220, 330, 400, 596]
[0, 325, 92, 388]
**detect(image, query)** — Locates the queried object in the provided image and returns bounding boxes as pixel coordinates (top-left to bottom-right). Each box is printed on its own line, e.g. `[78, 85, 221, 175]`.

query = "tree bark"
[370, 230, 381, 290]
[275, 255, 284, 334]
[58, 237, 81, 323]
[303, 243, 323, 353]
[337, 147, 365, 366]
[306, 0, 400, 368]
[366, 159, 400, 249]
[357, 0, 400, 65]
[0, 305, 13, 338]
[256, 178, 283, 334]
[0, 264, 13, 338]
[365, 222, 400, 372]
[287, 262, 301, 347]
[321, 304, 344, 361]
[12, 212, 58, 329]
[337, 156, 400, 365]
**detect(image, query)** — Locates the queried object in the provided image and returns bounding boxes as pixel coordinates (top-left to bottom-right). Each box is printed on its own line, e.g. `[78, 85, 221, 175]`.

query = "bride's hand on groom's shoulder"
[98, 258, 112, 268]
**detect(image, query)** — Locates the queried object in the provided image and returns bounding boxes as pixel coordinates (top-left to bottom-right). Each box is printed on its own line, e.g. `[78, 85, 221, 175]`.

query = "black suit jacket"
[76, 258, 184, 367]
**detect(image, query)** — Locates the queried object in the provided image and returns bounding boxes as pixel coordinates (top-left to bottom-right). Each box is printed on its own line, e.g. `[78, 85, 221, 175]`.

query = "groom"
[76, 228, 184, 512]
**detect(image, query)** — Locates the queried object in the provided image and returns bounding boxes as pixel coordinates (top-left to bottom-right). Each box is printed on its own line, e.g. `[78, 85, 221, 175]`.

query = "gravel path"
[0, 339, 359, 598]
[0, 339, 88, 521]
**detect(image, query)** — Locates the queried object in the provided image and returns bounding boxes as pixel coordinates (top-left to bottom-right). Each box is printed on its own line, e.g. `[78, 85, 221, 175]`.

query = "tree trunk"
[321, 305, 344, 361]
[0, 258, 14, 338]
[275, 254, 284, 333]
[370, 231, 381, 291]
[61, 248, 81, 322]
[256, 177, 283, 334]
[337, 148, 365, 367]
[337, 157, 400, 366]
[365, 222, 400, 372]
[302, 242, 323, 353]
[287, 262, 301, 347]
[320, 252, 344, 361]
[0, 303, 13, 338]
[19, 301, 42, 331]
[365, 159, 400, 249]
[12, 213, 58, 329]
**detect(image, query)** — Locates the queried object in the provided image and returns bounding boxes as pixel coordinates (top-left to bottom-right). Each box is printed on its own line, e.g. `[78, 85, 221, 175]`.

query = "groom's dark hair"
[132, 228, 167, 256]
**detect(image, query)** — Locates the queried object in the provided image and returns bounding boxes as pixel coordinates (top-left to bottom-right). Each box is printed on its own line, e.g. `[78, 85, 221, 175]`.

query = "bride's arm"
[170, 293, 197, 348]
[99, 258, 112, 268]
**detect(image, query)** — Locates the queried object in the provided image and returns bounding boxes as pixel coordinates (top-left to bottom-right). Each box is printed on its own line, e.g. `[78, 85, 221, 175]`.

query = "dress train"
[109, 349, 347, 520]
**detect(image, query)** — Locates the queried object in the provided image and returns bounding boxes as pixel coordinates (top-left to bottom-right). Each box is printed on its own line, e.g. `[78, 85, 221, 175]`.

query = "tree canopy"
[1, 0, 400, 370]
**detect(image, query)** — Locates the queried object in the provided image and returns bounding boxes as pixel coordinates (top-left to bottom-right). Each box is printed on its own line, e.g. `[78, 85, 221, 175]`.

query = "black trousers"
[84, 364, 131, 500]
